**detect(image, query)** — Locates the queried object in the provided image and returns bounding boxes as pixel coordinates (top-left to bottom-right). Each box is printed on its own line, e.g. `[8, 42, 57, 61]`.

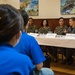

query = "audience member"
[0, 4, 34, 75]
[15, 10, 54, 75]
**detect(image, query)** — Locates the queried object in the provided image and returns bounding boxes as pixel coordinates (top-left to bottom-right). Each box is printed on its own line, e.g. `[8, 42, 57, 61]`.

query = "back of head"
[19, 9, 29, 26]
[0, 4, 23, 44]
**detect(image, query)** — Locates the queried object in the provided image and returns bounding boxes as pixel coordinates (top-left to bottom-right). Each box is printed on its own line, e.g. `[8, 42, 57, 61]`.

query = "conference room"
[0, 0, 75, 75]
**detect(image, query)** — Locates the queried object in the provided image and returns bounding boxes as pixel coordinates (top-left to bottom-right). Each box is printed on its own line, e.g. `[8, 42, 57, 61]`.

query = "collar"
[0, 43, 13, 48]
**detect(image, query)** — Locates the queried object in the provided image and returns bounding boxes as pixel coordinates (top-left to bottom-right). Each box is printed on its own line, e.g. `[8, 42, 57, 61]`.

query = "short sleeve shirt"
[15, 32, 46, 65]
[0, 43, 34, 75]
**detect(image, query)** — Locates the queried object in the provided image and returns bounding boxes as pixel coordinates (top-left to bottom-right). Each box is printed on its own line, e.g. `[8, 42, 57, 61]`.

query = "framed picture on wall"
[61, 0, 75, 15]
[20, 0, 39, 16]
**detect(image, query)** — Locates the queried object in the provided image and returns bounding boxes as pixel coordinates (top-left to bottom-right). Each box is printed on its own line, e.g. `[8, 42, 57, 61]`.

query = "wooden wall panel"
[34, 18, 69, 32]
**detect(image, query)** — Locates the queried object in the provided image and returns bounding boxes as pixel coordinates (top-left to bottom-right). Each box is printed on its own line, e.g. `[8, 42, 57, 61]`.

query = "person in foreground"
[15, 9, 54, 75]
[0, 4, 34, 75]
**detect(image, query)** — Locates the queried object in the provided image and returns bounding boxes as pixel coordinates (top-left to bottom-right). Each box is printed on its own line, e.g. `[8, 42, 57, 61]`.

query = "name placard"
[28, 33, 39, 37]
[46, 33, 57, 38]
[65, 33, 75, 39]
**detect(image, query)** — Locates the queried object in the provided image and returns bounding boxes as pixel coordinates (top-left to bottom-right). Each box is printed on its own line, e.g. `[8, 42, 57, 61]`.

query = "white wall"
[0, 0, 5, 4]
[38, 0, 60, 18]
[2, 0, 75, 18]
[5, 0, 20, 9]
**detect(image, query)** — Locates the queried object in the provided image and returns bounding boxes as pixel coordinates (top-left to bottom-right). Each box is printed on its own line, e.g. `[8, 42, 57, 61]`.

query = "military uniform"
[39, 26, 52, 66]
[54, 25, 68, 35]
[68, 26, 75, 33]
[62, 26, 75, 64]
[27, 25, 38, 33]
[51, 25, 68, 61]
[39, 27, 51, 34]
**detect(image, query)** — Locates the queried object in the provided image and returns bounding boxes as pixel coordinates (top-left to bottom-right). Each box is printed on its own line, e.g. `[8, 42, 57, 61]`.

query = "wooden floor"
[54, 71, 73, 75]
[50, 61, 75, 75]
[43, 50, 75, 75]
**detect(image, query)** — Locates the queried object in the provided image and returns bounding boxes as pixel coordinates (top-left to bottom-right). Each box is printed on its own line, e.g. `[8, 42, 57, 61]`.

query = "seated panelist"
[50, 17, 68, 62]
[26, 17, 38, 33]
[54, 17, 68, 35]
[62, 17, 75, 65]
[39, 19, 52, 34]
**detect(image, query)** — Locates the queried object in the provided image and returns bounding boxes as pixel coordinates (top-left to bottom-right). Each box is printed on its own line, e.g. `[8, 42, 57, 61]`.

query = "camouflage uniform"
[27, 25, 38, 33]
[39, 26, 52, 65]
[62, 26, 75, 64]
[54, 25, 74, 64]
[39, 27, 51, 34]
[54, 25, 68, 35]
[50, 25, 68, 61]
[68, 26, 75, 33]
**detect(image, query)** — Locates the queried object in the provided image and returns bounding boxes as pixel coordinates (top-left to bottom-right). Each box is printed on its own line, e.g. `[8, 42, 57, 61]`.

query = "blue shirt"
[0, 43, 34, 75]
[15, 32, 46, 65]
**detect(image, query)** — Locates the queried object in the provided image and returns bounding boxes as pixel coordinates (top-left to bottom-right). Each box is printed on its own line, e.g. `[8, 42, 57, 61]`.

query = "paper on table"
[27, 33, 39, 37]
[65, 33, 75, 39]
[46, 33, 56, 38]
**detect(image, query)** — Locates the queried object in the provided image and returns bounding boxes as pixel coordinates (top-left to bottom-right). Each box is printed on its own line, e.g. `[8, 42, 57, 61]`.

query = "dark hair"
[70, 17, 75, 21]
[41, 19, 48, 26]
[29, 17, 34, 21]
[19, 9, 29, 26]
[59, 17, 64, 21]
[0, 4, 23, 44]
